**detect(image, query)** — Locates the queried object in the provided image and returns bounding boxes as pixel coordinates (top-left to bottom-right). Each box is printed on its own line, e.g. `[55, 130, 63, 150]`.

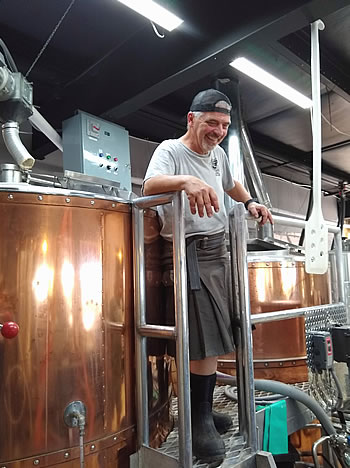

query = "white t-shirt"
[144, 139, 235, 240]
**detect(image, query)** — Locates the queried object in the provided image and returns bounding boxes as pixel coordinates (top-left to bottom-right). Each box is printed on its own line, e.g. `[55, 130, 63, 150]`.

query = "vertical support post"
[229, 203, 257, 451]
[172, 191, 192, 467]
[334, 230, 345, 304]
[132, 205, 150, 448]
[229, 215, 246, 434]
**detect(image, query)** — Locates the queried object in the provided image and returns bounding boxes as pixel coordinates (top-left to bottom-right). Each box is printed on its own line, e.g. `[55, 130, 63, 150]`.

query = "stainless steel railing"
[228, 204, 344, 458]
[132, 191, 192, 468]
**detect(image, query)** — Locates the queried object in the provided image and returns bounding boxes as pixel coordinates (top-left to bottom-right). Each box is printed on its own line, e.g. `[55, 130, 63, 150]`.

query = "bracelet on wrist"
[244, 198, 258, 210]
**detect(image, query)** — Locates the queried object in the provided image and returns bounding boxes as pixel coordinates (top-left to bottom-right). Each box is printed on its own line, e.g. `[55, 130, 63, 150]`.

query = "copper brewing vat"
[0, 187, 171, 467]
[219, 250, 331, 383]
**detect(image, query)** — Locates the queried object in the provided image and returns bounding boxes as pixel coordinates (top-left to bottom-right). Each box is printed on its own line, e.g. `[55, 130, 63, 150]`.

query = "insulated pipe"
[241, 124, 272, 210]
[216, 371, 336, 436]
[241, 124, 274, 240]
[2, 121, 35, 169]
[29, 108, 63, 152]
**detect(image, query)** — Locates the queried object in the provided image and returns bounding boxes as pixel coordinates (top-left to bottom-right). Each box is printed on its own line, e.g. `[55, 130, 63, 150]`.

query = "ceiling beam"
[104, 0, 349, 120]
[251, 129, 350, 183]
[276, 30, 350, 103]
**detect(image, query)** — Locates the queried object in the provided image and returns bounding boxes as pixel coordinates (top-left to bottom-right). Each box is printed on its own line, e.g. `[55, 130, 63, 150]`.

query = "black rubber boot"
[190, 373, 226, 463]
[208, 373, 233, 434]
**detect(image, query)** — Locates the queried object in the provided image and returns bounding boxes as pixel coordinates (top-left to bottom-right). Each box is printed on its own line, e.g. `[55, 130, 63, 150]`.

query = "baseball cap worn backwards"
[190, 89, 232, 115]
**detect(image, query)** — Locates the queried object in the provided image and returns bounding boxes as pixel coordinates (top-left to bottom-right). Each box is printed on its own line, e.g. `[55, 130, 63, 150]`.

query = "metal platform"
[159, 383, 312, 468]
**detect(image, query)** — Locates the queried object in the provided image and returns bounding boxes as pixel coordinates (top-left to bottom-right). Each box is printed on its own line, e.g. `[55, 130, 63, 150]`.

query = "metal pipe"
[79, 431, 84, 468]
[132, 204, 149, 448]
[241, 124, 272, 210]
[272, 213, 341, 234]
[29, 107, 63, 152]
[334, 230, 345, 303]
[229, 214, 246, 433]
[78, 415, 86, 468]
[251, 302, 345, 324]
[312, 435, 331, 468]
[172, 191, 192, 467]
[28, 176, 57, 187]
[133, 193, 175, 209]
[0, 163, 22, 183]
[2, 121, 35, 169]
[137, 324, 176, 339]
[229, 203, 257, 450]
[330, 368, 344, 411]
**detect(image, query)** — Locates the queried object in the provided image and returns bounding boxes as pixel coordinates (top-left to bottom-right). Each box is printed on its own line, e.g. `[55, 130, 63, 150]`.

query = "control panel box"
[310, 331, 334, 371]
[62, 111, 131, 190]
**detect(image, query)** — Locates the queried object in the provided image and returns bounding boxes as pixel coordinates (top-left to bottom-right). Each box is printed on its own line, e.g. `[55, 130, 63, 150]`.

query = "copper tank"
[219, 250, 330, 383]
[0, 188, 171, 467]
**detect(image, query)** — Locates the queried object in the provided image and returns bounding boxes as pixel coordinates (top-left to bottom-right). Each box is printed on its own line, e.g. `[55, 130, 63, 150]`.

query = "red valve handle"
[1, 321, 19, 339]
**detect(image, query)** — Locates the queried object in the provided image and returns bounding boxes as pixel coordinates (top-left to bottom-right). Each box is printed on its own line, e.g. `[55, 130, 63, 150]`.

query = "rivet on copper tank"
[33, 460, 40, 466]
[8, 194, 13, 200]
[65, 198, 71, 203]
[90, 200, 95, 205]
[64, 452, 70, 459]
[38, 195, 43, 201]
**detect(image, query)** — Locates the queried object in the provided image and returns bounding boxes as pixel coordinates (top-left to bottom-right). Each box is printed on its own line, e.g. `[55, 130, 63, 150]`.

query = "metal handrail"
[251, 302, 345, 325]
[229, 203, 258, 451]
[228, 205, 345, 459]
[132, 191, 192, 468]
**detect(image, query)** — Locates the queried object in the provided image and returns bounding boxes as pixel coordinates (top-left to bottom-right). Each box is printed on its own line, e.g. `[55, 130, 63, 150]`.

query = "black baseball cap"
[189, 89, 232, 115]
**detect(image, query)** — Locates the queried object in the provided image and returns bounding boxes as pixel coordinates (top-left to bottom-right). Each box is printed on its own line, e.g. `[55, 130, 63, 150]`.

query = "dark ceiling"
[1, 0, 350, 194]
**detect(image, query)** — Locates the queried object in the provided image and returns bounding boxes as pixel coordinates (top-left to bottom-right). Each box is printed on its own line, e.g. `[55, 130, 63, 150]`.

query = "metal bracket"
[130, 446, 179, 468]
[256, 451, 278, 468]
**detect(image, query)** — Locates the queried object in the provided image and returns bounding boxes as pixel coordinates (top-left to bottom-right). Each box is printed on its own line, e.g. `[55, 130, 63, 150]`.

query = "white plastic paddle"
[305, 19, 328, 275]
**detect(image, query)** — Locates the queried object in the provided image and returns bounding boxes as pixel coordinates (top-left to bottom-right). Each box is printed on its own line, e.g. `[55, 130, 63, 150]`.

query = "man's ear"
[187, 112, 194, 127]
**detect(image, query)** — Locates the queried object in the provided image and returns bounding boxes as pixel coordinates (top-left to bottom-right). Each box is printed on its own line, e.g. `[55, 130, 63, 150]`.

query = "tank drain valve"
[0, 321, 19, 339]
[64, 401, 86, 468]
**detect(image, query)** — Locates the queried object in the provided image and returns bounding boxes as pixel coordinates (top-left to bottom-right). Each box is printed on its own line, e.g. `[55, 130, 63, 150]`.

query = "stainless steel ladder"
[131, 191, 192, 468]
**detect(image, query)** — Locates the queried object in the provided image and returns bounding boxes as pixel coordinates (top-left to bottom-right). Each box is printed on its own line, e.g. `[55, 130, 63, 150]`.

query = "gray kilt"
[162, 231, 236, 361]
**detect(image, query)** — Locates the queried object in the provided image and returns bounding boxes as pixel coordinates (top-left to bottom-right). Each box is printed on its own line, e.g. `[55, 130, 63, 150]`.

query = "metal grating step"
[158, 382, 310, 468]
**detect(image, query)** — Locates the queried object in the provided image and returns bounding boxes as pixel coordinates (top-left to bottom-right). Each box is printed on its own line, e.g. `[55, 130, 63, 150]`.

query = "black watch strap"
[244, 198, 258, 209]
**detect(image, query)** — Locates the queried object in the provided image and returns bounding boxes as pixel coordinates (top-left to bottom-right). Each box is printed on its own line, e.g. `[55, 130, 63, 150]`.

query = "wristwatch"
[244, 198, 259, 210]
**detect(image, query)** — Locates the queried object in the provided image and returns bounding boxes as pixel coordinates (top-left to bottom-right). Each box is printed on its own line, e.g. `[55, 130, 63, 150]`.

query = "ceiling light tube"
[118, 0, 183, 31]
[230, 57, 312, 109]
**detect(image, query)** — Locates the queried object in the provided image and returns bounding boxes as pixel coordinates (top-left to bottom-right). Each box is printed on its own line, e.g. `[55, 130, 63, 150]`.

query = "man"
[143, 89, 273, 463]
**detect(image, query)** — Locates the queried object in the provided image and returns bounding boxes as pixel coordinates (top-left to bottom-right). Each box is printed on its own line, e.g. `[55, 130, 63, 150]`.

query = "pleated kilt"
[162, 231, 236, 361]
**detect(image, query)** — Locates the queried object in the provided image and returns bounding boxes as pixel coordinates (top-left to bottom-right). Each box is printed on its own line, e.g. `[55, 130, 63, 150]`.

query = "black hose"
[299, 172, 313, 247]
[330, 368, 344, 411]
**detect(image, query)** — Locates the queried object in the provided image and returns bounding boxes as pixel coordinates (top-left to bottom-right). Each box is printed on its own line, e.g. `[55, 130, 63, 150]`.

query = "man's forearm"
[226, 180, 251, 203]
[143, 175, 191, 196]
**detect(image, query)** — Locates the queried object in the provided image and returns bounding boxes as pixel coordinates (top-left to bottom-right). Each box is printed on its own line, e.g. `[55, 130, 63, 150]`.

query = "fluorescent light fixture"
[118, 0, 183, 31]
[230, 57, 312, 109]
